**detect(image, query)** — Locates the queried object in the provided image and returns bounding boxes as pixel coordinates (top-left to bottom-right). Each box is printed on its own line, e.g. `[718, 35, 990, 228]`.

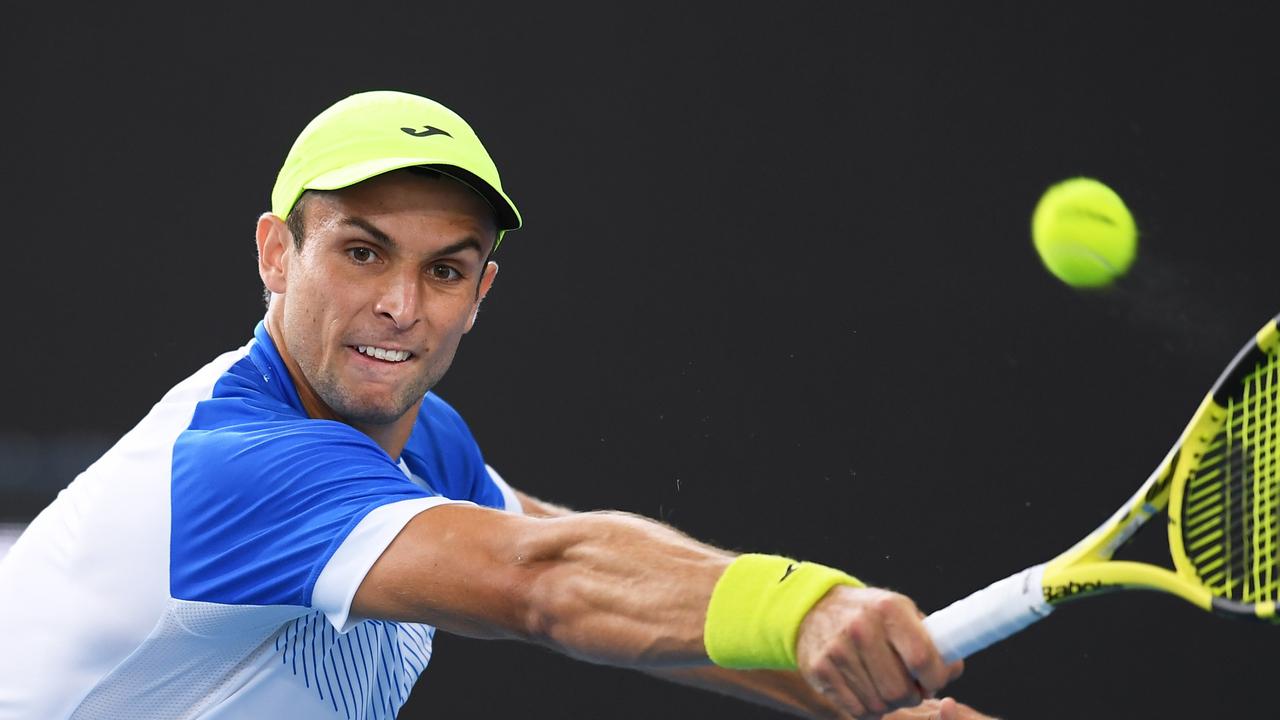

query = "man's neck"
[263, 314, 419, 459]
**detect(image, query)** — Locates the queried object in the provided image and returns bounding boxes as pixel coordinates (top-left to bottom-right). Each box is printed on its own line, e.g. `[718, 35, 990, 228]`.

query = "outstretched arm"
[516, 491, 992, 720]
[351, 491, 956, 717]
[516, 491, 836, 715]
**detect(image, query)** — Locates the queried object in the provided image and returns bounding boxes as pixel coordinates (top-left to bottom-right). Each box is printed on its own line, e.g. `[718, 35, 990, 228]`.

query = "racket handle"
[923, 563, 1052, 663]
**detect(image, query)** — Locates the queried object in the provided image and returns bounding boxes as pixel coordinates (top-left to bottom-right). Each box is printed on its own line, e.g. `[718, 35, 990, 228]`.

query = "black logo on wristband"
[779, 563, 798, 583]
[401, 125, 452, 138]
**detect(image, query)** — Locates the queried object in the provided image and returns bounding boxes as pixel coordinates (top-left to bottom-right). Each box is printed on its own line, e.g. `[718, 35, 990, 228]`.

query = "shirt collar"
[249, 319, 307, 416]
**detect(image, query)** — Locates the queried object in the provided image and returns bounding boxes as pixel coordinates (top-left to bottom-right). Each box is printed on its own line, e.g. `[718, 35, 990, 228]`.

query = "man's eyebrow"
[341, 217, 398, 251]
[434, 237, 484, 257]
[339, 216, 484, 258]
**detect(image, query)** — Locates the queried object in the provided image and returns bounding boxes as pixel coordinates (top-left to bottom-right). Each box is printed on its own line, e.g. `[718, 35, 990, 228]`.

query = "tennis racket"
[923, 314, 1280, 663]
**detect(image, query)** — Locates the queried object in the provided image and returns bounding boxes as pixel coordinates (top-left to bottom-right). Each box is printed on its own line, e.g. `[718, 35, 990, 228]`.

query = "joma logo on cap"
[401, 125, 452, 138]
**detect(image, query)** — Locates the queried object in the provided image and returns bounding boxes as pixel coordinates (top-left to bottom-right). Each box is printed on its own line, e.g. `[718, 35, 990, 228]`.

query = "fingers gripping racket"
[924, 315, 1280, 662]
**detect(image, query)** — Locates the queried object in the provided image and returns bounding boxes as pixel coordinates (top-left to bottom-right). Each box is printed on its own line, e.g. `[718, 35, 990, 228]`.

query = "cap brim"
[307, 157, 521, 231]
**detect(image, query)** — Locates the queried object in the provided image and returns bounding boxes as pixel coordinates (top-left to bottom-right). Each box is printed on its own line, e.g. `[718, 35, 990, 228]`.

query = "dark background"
[3, 2, 1277, 717]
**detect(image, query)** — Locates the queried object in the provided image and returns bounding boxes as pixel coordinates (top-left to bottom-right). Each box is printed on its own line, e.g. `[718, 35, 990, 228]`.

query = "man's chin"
[312, 372, 432, 428]
[329, 396, 421, 428]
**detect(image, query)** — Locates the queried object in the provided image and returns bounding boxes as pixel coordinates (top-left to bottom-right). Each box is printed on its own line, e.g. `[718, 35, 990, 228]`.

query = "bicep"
[350, 502, 543, 640]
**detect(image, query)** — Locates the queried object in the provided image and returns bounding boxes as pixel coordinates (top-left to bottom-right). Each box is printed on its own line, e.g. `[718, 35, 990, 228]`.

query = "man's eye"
[431, 265, 462, 281]
[349, 247, 376, 263]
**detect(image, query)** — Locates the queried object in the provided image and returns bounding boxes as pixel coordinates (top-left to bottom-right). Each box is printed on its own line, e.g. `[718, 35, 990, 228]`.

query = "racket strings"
[1182, 354, 1280, 604]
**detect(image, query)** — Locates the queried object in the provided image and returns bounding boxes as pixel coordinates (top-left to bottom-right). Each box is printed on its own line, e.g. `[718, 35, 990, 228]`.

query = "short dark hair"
[284, 191, 318, 249]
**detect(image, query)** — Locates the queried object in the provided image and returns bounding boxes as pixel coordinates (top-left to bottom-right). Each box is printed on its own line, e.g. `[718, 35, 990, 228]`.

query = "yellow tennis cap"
[271, 90, 521, 245]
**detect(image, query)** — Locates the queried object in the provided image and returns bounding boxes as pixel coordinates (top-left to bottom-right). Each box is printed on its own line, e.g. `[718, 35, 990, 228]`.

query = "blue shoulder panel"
[170, 326, 437, 607]
[401, 393, 504, 510]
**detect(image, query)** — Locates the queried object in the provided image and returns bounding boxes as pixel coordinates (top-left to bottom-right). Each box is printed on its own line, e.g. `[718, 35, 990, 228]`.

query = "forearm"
[520, 517, 957, 717]
[454, 490, 959, 718]
[518, 510, 734, 665]
[515, 493, 926, 718]
[517, 493, 843, 716]
[355, 503, 733, 666]
[513, 490, 736, 664]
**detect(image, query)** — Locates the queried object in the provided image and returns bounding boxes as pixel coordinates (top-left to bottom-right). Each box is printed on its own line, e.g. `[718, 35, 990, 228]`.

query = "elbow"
[506, 516, 592, 650]
[521, 569, 607, 661]
[520, 578, 559, 646]
[513, 545, 575, 647]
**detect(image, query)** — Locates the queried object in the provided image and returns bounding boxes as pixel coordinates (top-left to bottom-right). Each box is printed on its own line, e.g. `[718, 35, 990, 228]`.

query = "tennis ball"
[1031, 177, 1137, 288]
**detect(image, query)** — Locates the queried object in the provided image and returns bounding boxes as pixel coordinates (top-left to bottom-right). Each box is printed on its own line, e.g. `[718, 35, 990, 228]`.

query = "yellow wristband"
[703, 553, 864, 669]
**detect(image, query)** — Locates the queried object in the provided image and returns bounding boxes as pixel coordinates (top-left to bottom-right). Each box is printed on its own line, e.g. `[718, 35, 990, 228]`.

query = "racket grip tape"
[922, 563, 1052, 663]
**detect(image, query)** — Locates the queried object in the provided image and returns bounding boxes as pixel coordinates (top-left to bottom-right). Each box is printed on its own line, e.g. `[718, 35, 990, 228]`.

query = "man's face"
[274, 170, 498, 427]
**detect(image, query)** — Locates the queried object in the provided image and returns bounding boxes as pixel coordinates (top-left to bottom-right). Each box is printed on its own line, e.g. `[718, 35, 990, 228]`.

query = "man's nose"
[373, 270, 421, 330]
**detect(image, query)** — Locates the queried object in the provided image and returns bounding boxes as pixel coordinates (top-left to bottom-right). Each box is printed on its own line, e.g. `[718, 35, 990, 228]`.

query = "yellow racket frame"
[1039, 319, 1280, 621]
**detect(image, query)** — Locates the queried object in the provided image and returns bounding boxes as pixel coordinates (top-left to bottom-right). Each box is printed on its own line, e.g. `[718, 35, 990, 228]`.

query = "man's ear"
[465, 261, 499, 333]
[257, 213, 292, 295]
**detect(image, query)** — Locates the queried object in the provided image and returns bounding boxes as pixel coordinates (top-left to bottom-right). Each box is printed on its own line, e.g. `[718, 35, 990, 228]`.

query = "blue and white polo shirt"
[0, 322, 521, 719]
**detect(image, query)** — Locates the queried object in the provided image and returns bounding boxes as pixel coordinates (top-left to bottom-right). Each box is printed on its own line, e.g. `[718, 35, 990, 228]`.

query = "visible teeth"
[356, 345, 410, 362]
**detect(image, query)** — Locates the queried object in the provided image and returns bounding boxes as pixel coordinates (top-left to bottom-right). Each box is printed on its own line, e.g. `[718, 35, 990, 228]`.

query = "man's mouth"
[354, 345, 412, 363]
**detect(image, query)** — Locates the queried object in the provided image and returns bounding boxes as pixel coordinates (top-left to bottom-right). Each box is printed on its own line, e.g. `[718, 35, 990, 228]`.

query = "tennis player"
[0, 91, 993, 720]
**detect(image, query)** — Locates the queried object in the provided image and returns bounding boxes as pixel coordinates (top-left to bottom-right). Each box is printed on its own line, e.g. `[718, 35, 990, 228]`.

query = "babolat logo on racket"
[1043, 580, 1105, 602]
[401, 125, 452, 138]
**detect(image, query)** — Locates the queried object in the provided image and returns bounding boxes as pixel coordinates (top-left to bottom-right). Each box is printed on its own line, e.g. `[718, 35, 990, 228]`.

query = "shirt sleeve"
[312, 466, 519, 632]
[485, 464, 524, 514]
[403, 393, 507, 509]
[311, 496, 468, 631]
[169, 419, 438, 618]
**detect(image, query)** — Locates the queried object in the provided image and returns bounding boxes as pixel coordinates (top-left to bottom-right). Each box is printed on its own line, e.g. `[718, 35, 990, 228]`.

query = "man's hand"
[884, 697, 997, 720]
[795, 586, 962, 718]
